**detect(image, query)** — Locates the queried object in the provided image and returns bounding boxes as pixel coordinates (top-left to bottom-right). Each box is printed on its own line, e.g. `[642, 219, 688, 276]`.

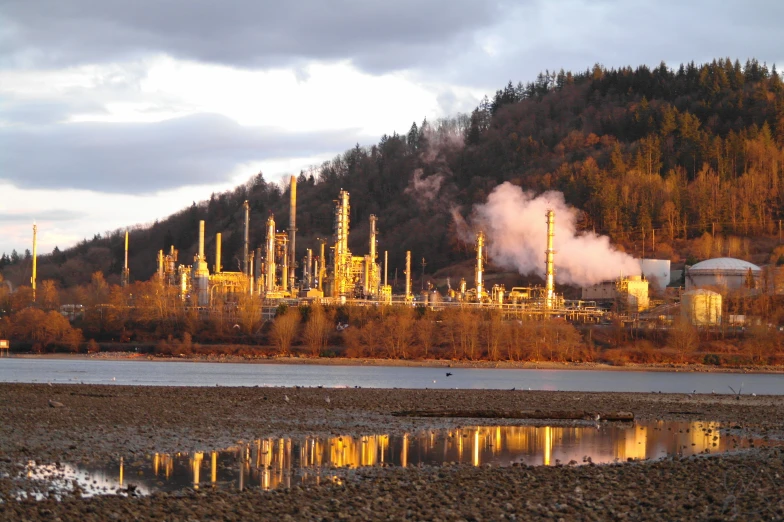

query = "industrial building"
[685, 257, 761, 291]
[581, 276, 650, 312]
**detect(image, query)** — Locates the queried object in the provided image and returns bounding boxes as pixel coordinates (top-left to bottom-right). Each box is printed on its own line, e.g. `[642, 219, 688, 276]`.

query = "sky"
[1, 0, 782, 256]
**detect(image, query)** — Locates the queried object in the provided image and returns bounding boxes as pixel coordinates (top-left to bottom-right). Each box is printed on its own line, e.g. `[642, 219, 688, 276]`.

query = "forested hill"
[3, 58, 784, 290]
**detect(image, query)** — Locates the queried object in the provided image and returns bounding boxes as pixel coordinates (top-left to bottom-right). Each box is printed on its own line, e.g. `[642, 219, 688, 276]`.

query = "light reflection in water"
[21, 421, 766, 498]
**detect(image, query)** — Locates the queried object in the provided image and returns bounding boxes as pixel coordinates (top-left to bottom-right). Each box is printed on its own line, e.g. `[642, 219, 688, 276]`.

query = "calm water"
[0, 357, 784, 395]
[0, 358, 782, 394]
[21, 421, 769, 498]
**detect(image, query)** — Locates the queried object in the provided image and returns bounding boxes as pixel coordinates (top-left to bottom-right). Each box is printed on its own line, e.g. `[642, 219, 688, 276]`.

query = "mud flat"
[1, 384, 783, 520]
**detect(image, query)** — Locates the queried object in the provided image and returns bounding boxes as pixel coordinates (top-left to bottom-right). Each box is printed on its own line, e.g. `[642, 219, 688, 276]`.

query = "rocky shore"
[1, 384, 783, 520]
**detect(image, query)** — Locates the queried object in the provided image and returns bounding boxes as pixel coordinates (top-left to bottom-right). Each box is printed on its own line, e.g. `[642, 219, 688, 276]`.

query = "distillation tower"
[545, 209, 556, 309]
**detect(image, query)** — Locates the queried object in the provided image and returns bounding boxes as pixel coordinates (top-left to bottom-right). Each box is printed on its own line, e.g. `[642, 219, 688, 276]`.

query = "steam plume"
[405, 169, 443, 202]
[466, 182, 640, 286]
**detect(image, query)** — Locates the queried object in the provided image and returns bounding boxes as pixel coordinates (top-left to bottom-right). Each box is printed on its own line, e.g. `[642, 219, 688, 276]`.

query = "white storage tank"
[639, 259, 671, 291]
[681, 289, 722, 326]
[685, 257, 760, 291]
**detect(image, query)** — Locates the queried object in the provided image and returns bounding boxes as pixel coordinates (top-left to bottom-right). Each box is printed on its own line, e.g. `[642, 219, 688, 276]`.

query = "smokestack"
[255, 247, 262, 293]
[384, 250, 388, 287]
[249, 251, 254, 296]
[319, 239, 326, 291]
[122, 229, 129, 287]
[545, 209, 556, 309]
[369, 215, 377, 296]
[266, 215, 276, 292]
[363, 255, 370, 296]
[194, 220, 209, 306]
[243, 200, 249, 276]
[198, 220, 205, 260]
[307, 248, 313, 288]
[31, 224, 37, 301]
[369, 215, 377, 263]
[289, 175, 297, 290]
[281, 235, 288, 293]
[475, 231, 484, 300]
[405, 250, 411, 299]
[158, 250, 164, 280]
[215, 233, 222, 273]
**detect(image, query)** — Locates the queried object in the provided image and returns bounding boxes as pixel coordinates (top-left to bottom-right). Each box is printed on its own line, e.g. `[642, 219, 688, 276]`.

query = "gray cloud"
[0, 113, 371, 194]
[0, 209, 85, 223]
[430, 0, 784, 90]
[0, 95, 106, 124]
[0, 0, 505, 73]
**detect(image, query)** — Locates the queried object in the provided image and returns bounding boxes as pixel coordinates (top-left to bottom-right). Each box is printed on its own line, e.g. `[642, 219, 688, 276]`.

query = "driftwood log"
[392, 410, 634, 422]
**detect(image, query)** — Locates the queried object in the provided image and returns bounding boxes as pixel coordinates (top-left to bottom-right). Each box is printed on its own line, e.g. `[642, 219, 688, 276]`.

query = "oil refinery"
[22, 176, 780, 330]
[123, 175, 632, 324]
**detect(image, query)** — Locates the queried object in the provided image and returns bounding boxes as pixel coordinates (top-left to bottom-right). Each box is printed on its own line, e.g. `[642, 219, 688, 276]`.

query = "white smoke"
[466, 182, 641, 287]
[404, 120, 463, 205]
[405, 169, 443, 202]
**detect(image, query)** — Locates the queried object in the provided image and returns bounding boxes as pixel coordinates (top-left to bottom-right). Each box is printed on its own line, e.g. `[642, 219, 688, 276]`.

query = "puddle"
[17, 420, 770, 498]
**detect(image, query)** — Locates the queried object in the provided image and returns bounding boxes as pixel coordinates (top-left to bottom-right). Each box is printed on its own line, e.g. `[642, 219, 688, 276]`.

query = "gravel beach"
[1, 383, 783, 520]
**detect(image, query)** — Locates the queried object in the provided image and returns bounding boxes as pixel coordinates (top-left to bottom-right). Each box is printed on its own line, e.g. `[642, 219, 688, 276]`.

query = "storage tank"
[639, 259, 671, 291]
[685, 257, 760, 291]
[681, 289, 722, 326]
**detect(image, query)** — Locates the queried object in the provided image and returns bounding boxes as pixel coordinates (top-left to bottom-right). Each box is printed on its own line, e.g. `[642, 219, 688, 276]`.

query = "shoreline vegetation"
[2, 301, 783, 372]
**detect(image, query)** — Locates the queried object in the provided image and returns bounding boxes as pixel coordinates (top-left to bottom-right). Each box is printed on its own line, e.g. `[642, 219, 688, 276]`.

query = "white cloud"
[0, 153, 328, 255]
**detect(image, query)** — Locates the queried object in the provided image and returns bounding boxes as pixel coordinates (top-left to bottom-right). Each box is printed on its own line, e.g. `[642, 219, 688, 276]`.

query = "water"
[19, 421, 769, 498]
[1, 358, 783, 394]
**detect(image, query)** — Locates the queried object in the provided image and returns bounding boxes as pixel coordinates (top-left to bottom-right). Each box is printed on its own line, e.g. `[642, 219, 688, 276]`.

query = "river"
[0, 358, 782, 394]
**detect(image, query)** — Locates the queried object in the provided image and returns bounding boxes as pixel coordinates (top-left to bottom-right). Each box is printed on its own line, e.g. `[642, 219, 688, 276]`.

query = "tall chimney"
[545, 209, 556, 309]
[255, 247, 262, 293]
[475, 231, 484, 300]
[215, 233, 222, 273]
[249, 251, 254, 295]
[369, 215, 377, 296]
[31, 224, 37, 301]
[121, 229, 129, 287]
[289, 175, 297, 290]
[384, 250, 388, 287]
[198, 220, 205, 260]
[319, 239, 326, 291]
[158, 250, 164, 280]
[243, 200, 250, 276]
[194, 220, 209, 306]
[369, 215, 377, 263]
[281, 235, 288, 293]
[405, 250, 411, 299]
[265, 215, 276, 293]
[306, 248, 313, 288]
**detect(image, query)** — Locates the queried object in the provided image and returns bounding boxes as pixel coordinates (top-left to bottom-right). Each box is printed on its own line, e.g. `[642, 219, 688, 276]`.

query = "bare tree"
[271, 309, 300, 356]
[415, 318, 436, 358]
[669, 316, 698, 363]
[303, 302, 330, 356]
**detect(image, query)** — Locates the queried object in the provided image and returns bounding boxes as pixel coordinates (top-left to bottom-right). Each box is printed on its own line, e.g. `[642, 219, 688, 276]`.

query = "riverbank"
[1, 384, 783, 520]
[9, 351, 784, 374]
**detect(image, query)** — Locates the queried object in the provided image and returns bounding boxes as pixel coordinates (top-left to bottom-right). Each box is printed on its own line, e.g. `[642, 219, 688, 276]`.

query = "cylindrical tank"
[681, 289, 722, 325]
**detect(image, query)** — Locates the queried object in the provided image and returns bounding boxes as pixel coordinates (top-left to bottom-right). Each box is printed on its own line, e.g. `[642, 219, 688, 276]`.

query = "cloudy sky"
[1, 0, 782, 256]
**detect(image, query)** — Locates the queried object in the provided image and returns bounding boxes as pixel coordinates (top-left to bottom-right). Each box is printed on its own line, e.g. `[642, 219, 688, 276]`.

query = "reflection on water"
[21, 421, 767, 498]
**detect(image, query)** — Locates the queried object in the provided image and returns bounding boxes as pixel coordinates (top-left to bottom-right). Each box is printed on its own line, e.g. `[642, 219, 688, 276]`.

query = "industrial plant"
[18, 177, 783, 333]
